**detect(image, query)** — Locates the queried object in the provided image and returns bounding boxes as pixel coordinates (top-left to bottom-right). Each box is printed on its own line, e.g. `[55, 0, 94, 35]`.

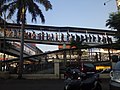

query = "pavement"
[0, 79, 64, 90]
[0, 78, 110, 90]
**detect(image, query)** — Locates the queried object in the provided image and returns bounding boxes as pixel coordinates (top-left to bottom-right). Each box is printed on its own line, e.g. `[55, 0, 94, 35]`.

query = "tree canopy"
[0, 0, 52, 23]
[106, 12, 120, 30]
[106, 11, 120, 42]
[0, 0, 52, 79]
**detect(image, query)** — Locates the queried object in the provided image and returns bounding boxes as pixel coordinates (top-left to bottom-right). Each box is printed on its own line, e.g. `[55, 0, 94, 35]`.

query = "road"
[0, 78, 110, 90]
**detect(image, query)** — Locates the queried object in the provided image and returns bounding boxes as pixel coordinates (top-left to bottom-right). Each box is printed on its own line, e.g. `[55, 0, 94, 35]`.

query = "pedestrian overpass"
[0, 22, 116, 45]
[0, 22, 117, 63]
[0, 22, 119, 79]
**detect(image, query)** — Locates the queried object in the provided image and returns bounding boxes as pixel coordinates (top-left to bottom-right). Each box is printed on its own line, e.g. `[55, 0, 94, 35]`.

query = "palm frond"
[33, 2, 45, 23]
[17, 9, 21, 23]
[106, 12, 120, 42]
[35, 0, 52, 11]
[7, 2, 17, 19]
[27, 0, 37, 22]
[1, 0, 52, 23]
[106, 12, 120, 30]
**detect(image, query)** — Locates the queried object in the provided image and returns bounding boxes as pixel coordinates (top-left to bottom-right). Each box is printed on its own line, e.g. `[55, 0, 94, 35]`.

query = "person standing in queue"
[55, 33, 58, 41]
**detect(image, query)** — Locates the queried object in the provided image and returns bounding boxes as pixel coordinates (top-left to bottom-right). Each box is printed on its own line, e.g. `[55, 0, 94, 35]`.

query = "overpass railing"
[0, 27, 116, 45]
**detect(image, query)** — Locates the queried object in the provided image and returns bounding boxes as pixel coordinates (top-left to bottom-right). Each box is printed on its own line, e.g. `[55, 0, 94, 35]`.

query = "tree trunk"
[17, 8, 25, 79]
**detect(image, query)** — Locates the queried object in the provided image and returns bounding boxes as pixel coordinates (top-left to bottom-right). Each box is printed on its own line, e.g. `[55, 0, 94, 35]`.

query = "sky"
[33, 0, 117, 52]
[27, 0, 117, 29]
[6, 0, 118, 52]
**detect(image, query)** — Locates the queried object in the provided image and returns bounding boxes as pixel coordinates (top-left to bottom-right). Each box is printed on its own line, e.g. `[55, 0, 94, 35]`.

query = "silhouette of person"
[81, 35, 84, 41]
[85, 35, 88, 42]
[102, 35, 107, 43]
[46, 32, 49, 40]
[42, 31, 44, 40]
[97, 35, 101, 42]
[67, 31, 70, 42]
[51, 33, 54, 41]
[55, 33, 58, 41]
[89, 34, 92, 42]
[92, 35, 96, 42]
[61, 33, 64, 41]
[76, 34, 80, 42]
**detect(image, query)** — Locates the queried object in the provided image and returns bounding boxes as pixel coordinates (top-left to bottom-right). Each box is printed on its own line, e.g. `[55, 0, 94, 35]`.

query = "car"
[80, 63, 96, 73]
[64, 62, 96, 79]
[109, 61, 120, 90]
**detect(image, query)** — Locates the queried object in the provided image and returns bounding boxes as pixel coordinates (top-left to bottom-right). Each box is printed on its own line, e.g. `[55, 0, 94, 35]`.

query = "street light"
[104, 0, 120, 10]
[104, 0, 113, 5]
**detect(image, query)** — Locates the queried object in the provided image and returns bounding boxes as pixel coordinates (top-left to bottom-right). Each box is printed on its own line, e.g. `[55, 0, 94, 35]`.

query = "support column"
[69, 49, 71, 64]
[63, 51, 66, 66]
[63, 43, 67, 66]
[99, 52, 101, 61]
[108, 49, 111, 61]
[108, 49, 112, 69]
[54, 59, 59, 78]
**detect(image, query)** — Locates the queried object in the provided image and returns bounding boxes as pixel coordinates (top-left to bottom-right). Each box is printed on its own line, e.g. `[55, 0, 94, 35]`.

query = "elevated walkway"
[0, 22, 116, 46]
[0, 41, 41, 62]
[0, 36, 108, 45]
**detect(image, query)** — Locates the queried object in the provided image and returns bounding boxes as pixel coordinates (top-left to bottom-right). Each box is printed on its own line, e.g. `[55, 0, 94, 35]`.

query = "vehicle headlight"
[110, 71, 120, 83]
[78, 77, 81, 80]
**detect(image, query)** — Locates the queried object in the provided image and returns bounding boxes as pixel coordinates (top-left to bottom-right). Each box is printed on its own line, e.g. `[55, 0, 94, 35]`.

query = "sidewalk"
[0, 79, 64, 90]
[0, 78, 110, 90]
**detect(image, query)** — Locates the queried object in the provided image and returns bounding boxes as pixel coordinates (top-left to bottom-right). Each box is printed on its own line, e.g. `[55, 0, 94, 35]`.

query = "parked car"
[64, 62, 96, 79]
[110, 61, 120, 90]
[80, 63, 96, 73]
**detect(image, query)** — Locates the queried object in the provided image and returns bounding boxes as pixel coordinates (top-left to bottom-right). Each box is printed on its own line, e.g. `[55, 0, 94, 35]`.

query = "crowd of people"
[0, 29, 113, 44]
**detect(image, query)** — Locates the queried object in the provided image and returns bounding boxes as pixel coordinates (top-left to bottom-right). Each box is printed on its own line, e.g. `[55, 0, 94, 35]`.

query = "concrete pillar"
[63, 43, 67, 66]
[54, 59, 59, 78]
[63, 51, 67, 66]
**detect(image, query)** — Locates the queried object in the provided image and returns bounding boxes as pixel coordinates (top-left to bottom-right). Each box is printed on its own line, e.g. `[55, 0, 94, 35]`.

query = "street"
[0, 78, 110, 90]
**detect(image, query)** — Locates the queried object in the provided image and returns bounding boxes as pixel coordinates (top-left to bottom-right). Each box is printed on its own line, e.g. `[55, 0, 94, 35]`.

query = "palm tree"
[106, 12, 120, 43]
[0, 0, 52, 79]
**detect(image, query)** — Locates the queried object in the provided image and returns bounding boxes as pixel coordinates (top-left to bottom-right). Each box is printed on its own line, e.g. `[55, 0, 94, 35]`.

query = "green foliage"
[0, 0, 52, 23]
[115, 32, 120, 43]
[106, 12, 120, 42]
[113, 43, 120, 50]
[106, 12, 120, 30]
[111, 55, 119, 62]
[70, 39, 83, 49]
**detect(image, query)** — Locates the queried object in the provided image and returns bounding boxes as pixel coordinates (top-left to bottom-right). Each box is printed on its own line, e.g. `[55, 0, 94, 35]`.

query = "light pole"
[104, 0, 113, 5]
[104, 0, 120, 10]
